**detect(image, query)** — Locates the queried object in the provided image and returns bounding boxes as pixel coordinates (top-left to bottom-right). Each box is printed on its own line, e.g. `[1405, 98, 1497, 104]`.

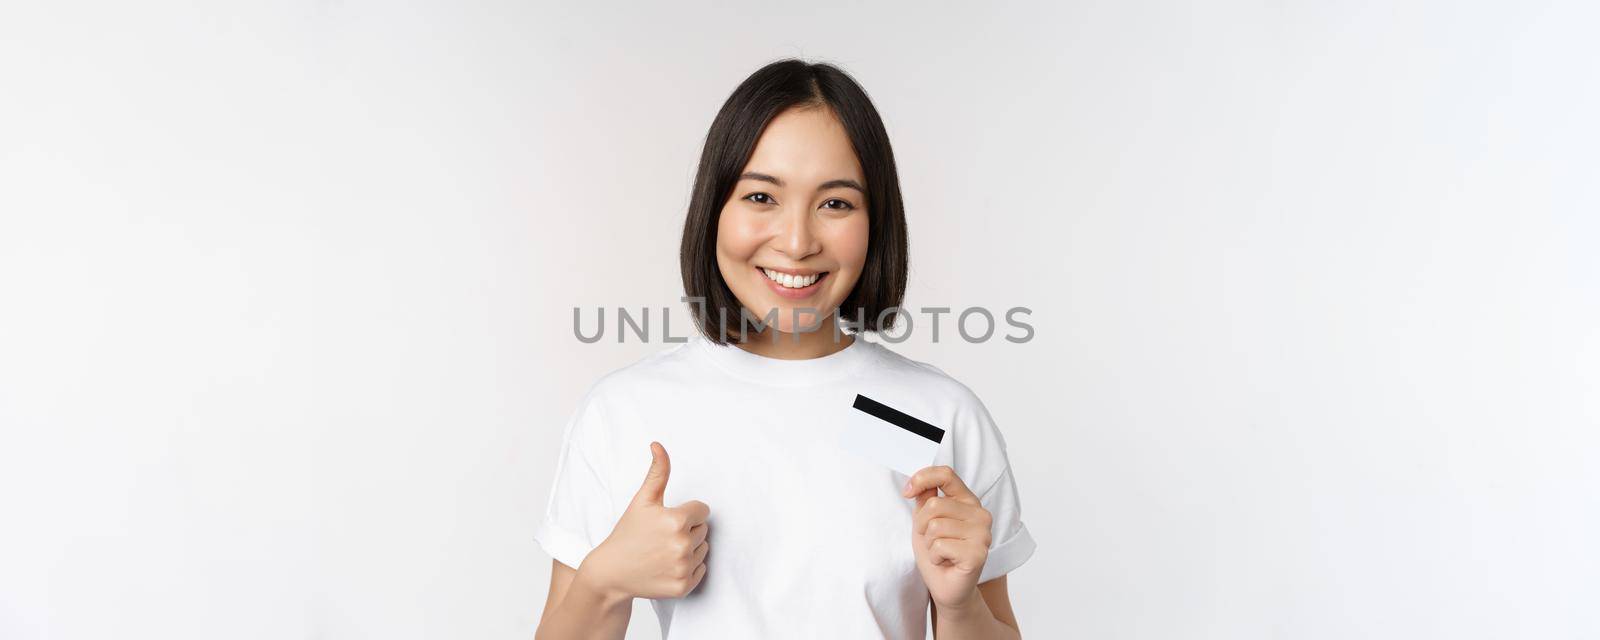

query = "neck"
[734, 319, 855, 360]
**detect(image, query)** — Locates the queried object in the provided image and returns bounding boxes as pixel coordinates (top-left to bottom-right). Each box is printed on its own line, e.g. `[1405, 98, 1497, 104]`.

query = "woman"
[534, 59, 1036, 639]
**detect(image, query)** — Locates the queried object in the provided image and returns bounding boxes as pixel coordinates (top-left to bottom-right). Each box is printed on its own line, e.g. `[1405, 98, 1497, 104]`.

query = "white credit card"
[838, 394, 945, 478]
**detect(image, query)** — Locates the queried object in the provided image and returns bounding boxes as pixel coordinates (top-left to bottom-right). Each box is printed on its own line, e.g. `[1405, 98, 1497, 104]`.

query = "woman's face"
[716, 106, 870, 335]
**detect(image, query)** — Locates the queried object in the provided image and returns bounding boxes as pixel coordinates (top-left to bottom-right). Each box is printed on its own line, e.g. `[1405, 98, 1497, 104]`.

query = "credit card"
[838, 394, 945, 478]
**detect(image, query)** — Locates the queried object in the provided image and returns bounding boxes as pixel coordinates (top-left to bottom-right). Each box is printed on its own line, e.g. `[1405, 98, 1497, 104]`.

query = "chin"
[753, 303, 832, 335]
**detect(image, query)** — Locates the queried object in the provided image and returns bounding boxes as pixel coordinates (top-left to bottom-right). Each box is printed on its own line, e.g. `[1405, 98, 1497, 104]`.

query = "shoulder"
[860, 340, 993, 417]
[558, 342, 699, 455]
[579, 341, 702, 404]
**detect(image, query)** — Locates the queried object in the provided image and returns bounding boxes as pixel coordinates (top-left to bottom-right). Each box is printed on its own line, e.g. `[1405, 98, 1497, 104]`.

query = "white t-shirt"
[534, 333, 1036, 638]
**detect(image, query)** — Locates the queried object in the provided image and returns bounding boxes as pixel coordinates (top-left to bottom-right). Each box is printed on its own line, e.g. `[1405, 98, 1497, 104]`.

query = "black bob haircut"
[679, 58, 908, 344]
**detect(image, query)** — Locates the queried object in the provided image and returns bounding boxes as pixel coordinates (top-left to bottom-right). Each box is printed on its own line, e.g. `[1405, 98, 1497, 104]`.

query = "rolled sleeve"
[976, 464, 1037, 584]
[534, 390, 617, 570]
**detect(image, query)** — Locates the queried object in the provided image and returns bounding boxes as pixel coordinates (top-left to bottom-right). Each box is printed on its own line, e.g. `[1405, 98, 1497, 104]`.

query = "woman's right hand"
[576, 441, 710, 601]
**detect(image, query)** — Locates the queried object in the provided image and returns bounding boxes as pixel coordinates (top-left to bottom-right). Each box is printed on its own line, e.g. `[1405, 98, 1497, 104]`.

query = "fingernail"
[901, 479, 912, 495]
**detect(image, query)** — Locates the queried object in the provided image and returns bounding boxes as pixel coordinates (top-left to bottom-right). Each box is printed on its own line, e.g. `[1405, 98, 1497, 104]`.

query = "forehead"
[741, 106, 864, 184]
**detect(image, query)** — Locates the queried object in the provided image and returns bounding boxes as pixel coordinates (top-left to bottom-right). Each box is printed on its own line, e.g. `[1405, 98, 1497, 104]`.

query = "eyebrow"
[739, 171, 865, 194]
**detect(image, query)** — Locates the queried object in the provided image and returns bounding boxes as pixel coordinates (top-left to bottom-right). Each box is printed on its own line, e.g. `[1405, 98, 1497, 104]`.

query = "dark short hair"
[679, 58, 908, 344]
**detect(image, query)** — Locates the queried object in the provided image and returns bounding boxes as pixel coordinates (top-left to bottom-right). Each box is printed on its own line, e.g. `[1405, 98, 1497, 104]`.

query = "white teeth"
[762, 268, 821, 289]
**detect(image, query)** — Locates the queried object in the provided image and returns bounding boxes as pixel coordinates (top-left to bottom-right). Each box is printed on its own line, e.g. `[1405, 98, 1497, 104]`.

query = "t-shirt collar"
[692, 331, 874, 387]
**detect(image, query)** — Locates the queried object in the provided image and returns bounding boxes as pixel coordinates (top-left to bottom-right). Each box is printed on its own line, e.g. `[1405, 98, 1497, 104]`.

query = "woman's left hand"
[902, 465, 993, 610]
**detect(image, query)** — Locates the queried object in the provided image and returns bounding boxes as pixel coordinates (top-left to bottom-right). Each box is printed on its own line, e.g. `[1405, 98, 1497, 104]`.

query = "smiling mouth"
[759, 267, 829, 290]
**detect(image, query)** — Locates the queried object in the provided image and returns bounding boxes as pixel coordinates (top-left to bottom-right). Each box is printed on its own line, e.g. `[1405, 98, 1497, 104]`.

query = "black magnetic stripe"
[852, 394, 945, 444]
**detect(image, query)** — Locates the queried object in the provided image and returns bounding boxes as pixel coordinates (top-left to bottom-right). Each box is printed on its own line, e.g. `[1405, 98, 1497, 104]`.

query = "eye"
[743, 193, 775, 205]
[822, 198, 855, 211]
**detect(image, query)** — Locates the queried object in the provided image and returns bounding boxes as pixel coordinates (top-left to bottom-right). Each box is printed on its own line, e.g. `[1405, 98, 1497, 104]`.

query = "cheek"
[715, 208, 762, 265]
[831, 214, 870, 273]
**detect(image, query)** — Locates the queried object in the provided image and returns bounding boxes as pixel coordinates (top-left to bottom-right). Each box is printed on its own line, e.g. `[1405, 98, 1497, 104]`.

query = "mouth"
[758, 266, 829, 299]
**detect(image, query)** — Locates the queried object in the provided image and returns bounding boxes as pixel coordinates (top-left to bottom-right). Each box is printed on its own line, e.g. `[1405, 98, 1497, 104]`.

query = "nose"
[772, 205, 822, 260]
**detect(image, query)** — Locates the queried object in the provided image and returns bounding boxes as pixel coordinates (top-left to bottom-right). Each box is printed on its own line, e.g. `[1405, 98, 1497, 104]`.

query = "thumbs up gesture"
[580, 442, 711, 600]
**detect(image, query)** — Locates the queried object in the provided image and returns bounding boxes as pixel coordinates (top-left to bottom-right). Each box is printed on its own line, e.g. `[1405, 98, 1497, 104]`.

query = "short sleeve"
[943, 382, 1037, 584]
[533, 390, 618, 571]
[976, 463, 1036, 583]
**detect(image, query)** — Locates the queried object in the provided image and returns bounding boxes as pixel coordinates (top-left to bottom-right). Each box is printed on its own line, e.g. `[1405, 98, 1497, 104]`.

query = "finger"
[675, 499, 710, 527]
[688, 522, 709, 546]
[928, 538, 985, 571]
[921, 516, 990, 542]
[912, 495, 986, 534]
[929, 536, 958, 563]
[631, 441, 671, 507]
[686, 561, 708, 592]
[901, 465, 978, 504]
[691, 539, 709, 565]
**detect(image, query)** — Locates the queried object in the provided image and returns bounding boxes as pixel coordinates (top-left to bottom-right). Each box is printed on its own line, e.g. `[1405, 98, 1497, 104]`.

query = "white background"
[2, 1, 1596, 638]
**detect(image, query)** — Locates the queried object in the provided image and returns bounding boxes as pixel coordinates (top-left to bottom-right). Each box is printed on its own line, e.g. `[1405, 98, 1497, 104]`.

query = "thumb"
[631, 441, 670, 507]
